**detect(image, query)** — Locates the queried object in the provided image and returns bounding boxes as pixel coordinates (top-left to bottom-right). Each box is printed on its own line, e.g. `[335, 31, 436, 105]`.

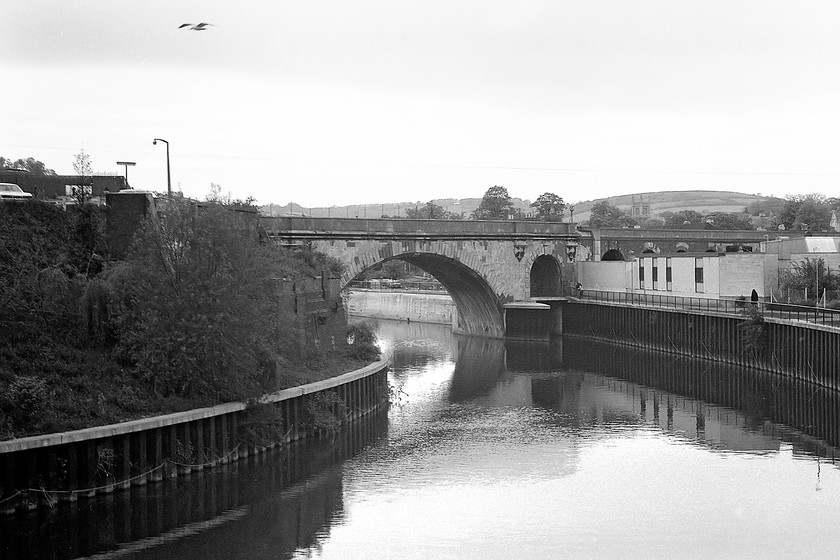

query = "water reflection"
[5, 323, 840, 559]
[0, 411, 388, 560]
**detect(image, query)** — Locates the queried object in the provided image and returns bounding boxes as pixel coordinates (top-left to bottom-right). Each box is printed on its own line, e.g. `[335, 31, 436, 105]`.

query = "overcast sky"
[4, 1, 840, 207]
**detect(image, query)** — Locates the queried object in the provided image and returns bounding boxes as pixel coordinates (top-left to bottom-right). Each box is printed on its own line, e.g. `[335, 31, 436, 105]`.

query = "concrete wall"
[348, 290, 454, 325]
[579, 261, 632, 292]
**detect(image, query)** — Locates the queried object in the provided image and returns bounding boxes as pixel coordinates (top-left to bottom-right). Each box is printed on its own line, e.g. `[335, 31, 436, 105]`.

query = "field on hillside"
[571, 190, 762, 224]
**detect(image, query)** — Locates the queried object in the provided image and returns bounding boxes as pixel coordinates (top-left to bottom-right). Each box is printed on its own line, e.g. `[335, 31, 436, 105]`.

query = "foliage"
[778, 257, 840, 304]
[703, 212, 754, 230]
[662, 210, 705, 228]
[530, 192, 566, 222]
[739, 306, 767, 358]
[774, 194, 832, 231]
[0, 199, 365, 438]
[346, 321, 381, 361]
[472, 186, 514, 220]
[746, 196, 786, 217]
[106, 199, 297, 400]
[238, 401, 286, 448]
[405, 201, 461, 220]
[0, 156, 56, 175]
[303, 391, 346, 433]
[586, 201, 638, 228]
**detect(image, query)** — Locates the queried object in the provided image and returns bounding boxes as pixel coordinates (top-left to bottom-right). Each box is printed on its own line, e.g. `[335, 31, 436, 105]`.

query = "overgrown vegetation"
[739, 306, 768, 359]
[0, 198, 375, 439]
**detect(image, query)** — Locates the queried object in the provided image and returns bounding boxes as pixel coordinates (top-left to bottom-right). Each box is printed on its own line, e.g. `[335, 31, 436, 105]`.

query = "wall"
[579, 261, 631, 292]
[348, 290, 454, 325]
[563, 301, 840, 390]
[0, 356, 391, 514]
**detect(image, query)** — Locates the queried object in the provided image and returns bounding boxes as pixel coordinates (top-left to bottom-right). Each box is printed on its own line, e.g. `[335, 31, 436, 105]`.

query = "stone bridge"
[263, 217, 581, 338]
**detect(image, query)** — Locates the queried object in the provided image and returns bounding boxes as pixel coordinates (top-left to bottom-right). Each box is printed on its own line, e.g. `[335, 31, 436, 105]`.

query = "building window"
[652, 258, 659, 290]
[639, 258, 645, 289]
[695, 258, 704, 292]
[666, 258, 672, 291]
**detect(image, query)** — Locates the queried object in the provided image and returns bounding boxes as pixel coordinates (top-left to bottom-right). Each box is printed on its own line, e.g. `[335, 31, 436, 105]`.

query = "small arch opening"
[530, 254, 563, 297]
[602, 249, 626, 261]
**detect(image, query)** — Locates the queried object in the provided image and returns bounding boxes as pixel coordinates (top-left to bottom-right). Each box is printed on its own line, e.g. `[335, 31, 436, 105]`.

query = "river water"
[4, 319, 840, 559]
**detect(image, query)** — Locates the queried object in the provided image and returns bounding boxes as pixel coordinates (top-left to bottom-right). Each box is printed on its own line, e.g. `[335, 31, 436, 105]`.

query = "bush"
[346, 321, 381, 361]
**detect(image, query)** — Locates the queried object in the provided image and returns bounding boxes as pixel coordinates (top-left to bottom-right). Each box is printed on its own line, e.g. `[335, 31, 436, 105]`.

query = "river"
[3, 319, 840, 559]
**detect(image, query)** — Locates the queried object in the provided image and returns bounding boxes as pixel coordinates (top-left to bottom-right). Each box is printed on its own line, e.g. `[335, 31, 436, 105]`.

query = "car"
[0, 183, 33, 200]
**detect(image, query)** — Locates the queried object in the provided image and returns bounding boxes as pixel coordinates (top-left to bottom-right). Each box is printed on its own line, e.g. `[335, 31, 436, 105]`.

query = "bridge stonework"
[266, 218, 580, 338]
[311, 237, 572, 338]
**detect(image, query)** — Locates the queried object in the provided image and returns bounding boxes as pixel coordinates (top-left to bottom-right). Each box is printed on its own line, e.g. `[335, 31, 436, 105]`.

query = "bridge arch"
[348, 253, 505, 337]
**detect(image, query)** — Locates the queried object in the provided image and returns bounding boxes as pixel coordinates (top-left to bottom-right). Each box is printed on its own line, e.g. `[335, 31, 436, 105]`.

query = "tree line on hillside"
[0, 195, 377, 439]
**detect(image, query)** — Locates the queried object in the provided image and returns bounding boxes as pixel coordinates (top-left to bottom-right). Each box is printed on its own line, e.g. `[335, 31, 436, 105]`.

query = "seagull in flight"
[179, 22, 214, 31]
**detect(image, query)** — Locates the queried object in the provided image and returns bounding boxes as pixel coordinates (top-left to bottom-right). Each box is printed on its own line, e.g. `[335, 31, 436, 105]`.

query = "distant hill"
[262, 190, 767, 223]
[261, 197, 534, 219]
[571, 190, 763, 224]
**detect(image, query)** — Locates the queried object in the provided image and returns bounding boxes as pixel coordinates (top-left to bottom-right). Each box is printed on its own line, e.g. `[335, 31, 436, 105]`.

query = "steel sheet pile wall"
[563, 302, 840, 390]
[0, 359, 390, 514]
[565, 341, 840, 451]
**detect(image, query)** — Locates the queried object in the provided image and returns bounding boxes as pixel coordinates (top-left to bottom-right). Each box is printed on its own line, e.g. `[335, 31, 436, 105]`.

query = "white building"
[579, 252, 778, 300]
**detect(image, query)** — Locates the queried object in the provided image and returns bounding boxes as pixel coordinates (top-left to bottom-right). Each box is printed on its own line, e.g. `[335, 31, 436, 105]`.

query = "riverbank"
[348, 289, 455, 325]
[0, 353, 392, 514]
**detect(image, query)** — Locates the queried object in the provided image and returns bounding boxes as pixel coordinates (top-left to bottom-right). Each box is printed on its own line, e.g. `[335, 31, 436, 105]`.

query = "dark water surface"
[3, 320, 840, 559]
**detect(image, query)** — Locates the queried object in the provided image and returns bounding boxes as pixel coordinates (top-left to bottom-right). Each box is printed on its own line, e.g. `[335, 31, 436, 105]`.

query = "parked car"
[0, 183, 33, 200]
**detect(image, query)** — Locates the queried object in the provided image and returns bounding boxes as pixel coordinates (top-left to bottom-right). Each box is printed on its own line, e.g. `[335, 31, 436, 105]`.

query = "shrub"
[346, 321, 381, 361]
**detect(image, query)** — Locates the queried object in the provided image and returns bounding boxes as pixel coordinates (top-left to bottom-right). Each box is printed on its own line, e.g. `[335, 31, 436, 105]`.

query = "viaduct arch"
[264, 217, 581, 338]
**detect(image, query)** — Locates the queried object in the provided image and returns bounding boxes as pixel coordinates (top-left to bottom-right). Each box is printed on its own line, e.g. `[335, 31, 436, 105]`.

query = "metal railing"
[568, 288, 840, 328]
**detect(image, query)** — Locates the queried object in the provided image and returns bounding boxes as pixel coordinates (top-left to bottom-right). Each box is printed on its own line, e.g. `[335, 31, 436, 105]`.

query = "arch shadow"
[530, 254, 563, 297]
[348, 253, 506, 338]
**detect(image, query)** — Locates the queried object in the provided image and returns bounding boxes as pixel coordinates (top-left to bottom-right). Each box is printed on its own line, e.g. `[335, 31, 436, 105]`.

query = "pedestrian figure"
[576, 282, 583, 297]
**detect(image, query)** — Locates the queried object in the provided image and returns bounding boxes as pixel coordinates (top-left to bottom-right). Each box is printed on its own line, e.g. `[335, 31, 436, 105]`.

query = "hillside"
[262, 190, 767, 223]
[570, 190, 763, 224]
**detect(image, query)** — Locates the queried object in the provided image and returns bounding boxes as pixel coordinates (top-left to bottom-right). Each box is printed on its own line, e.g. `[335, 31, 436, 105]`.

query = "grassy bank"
[0, 199, 378, 439]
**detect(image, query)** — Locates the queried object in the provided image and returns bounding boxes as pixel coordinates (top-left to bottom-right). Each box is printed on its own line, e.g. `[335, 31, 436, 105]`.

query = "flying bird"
[179, 22, 214, 31]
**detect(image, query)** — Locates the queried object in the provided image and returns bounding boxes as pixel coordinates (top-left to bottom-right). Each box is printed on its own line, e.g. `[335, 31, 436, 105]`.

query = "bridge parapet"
[263, 216, 579, 240]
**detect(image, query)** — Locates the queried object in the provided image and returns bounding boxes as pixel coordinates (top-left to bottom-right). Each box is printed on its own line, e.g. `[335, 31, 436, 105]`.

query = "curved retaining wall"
[348, 290, 455, 325]
[563, 301, 840, 390]
[0, 356, 391, 514]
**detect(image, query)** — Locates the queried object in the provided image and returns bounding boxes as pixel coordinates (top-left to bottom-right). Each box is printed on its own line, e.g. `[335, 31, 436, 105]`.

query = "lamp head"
[153, 139, 157, 145]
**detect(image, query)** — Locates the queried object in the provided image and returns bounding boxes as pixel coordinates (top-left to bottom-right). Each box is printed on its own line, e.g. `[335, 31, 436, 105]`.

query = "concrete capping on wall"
[0, 354, 392, 455]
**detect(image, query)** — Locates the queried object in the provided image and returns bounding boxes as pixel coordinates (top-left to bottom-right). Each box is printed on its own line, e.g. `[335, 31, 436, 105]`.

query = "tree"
[663, 210, 705, 228]
[405, 201, 460, 220]
[774, 194, 831, 231]
[472, 185, 514, 220]
[0, 156, 56, 175]
[586, 201, 637, 228]
[794, 198, 832, 231]
[107, 199, 321, 400]
[72, 149, 93, 203]
[778, 257, 840, 304]
[703, 212, 755, 230]
[530, 192, 566, 222]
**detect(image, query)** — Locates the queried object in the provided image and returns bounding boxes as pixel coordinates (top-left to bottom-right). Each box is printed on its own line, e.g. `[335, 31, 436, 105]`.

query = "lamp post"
[115, 161, 136, 188]
[152, 138, 171, 197]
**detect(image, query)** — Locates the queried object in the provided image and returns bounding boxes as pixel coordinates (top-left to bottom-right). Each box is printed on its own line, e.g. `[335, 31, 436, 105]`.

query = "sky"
[4, 1, 840, 207]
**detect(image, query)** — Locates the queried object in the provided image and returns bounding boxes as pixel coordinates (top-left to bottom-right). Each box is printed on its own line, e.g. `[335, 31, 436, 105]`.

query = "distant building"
[761, 236, 840, 271]
[0, 170, 127, 207]
[630, 194, 651, 219]
[579, 251, 778, 300]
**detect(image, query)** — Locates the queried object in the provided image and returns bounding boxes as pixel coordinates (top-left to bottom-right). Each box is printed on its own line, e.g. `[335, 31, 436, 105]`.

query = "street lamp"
[116, 161, 136, 189]
[152, 138, 171, 197]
